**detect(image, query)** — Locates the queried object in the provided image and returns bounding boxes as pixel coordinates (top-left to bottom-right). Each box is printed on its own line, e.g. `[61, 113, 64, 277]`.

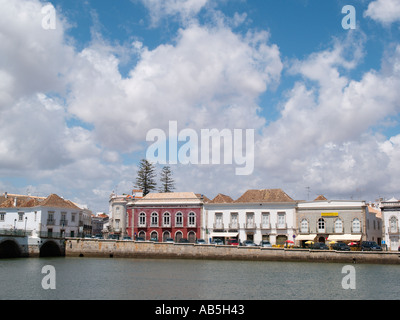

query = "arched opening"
[175, 231, 183, 242]
[0, 240, 22, 258]
[188, 231, 196, 243]
[162, 231, 171, 242]
[40, 241, 63, 257]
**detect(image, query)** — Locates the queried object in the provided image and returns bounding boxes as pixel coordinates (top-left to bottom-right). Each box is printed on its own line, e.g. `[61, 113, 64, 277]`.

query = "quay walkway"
[66, 238, 400, 265]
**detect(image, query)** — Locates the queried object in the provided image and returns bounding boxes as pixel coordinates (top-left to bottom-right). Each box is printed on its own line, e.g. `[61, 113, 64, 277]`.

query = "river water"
[0, 257, 399, 300]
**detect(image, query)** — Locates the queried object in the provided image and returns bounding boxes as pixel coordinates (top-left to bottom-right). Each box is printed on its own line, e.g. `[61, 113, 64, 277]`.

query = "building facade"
[127, 192, 203, 243]
[204, 189, 297, 245]
[0, 193, 82, 238]
[296, 197, 378, 246]
[380, 198, 400, 251]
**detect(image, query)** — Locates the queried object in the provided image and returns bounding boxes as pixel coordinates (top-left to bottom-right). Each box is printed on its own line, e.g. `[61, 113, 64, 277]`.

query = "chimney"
[14, 197, 17, 207]
[4, 192, 7, 198]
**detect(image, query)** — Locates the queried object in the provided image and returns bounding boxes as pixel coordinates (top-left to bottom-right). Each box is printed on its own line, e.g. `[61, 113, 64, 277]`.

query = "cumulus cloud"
[139, 0, 210, 26]
[255, 35, 400, 199]
[364, 0, 400, 25]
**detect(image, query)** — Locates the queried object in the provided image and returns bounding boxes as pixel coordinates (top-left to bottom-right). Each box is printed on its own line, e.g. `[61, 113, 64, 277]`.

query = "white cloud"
[364, 0, 400, 25]
[140, 0, 210, 26]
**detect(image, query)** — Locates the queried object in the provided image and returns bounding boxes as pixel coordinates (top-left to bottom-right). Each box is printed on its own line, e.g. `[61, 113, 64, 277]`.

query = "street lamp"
[24, 216, 28, 236]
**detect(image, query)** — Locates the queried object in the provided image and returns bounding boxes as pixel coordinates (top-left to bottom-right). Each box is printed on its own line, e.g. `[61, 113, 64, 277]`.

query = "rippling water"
[0, 257, 399, 300]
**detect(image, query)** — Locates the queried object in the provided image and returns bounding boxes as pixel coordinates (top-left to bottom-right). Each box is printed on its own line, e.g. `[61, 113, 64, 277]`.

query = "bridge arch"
[0, 239, 22, 258]
[40, 240, 63, 257]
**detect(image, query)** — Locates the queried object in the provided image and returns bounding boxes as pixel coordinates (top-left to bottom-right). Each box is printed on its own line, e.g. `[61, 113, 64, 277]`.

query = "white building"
[0, 193, 82, 238]
[380, 198, 400, 251]
[108, 189, 143, 239]
[204, 189, 297, 245]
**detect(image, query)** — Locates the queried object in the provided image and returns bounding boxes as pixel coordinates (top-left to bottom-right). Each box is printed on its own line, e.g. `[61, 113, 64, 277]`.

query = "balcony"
[60, 219, 68, 227]
[244, 222, 256, 229]
[47, 219, 56, 226]
[260, 223, 271, 230]
[213, 223, 224, 230]
[276, 223, 287, 230]
[228, 222, 239, 230]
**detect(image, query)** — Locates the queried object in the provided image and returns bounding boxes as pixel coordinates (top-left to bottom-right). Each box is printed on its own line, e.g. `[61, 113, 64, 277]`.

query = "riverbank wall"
[65, 238, 400, 264]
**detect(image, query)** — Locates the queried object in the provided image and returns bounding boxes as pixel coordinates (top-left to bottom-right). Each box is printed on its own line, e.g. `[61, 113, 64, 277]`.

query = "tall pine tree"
[135, 159, 157, 196]
[159, 165, 175, 193]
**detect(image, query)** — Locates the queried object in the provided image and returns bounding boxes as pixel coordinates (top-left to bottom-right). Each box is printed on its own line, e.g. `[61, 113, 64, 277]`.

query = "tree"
[135, 159, 157, 196]
[159, 166, 175, 193]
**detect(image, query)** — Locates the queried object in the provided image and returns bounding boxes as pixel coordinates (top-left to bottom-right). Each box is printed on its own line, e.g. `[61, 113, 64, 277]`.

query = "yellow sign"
[321, 212, 339, 217]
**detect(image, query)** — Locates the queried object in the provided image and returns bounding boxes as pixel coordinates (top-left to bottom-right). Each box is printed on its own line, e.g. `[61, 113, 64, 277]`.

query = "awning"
[210, 232, 239, 238]
[295, 234, 317, 241]
[327, 234, 362, 241]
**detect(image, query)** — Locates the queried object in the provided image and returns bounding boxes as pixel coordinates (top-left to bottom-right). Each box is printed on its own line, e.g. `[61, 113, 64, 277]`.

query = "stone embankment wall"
[65, 238, 400, 264]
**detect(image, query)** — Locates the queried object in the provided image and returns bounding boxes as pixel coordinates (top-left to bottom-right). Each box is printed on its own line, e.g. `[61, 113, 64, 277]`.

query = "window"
[215, 213, 223, 229]
[151, 212, 158, 227]
[246, 213, 254, 228]
[115, 219, 120, 230]
[390, 216, 398, 233]
[188, 212, 196, 227]
[335, 219, 343, 233]
[300, 219, 308, 233]
[317, 218, 325, 233]
[261, 213, 270, 228]
[71, 213, 76, 222]
[230, 213, 238, 229]
[176, 212, 183, 227]
[352, 218, 361, 233]
[18, 212, 24, 221]
[0, 212, 5, 221]
[175, 231, 183, 242]
[139, 212, 146, 227]
[277, 212, 286, 228]
[163, 212, 171, 227]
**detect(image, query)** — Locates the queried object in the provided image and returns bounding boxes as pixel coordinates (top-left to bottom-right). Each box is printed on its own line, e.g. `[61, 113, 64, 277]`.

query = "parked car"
[361, 241, 382, 251]
[93, 234, 103, 239]
[332, 242, 350, 251]
[135, 237, 145, 242]
[108, 234, 119, 240]
[165, 238, 174, 243]
[227, 238, 239, 246]
[243, 240, 257, 247]
[122, 236, 132, 241]
[211, 238, 224, 245]
[260, 240, 272, 247]
[195, 239, 206, 244]
[150, 237, 158, 242]
[179, 238, 189, 243]
[311, 242, 329, 250]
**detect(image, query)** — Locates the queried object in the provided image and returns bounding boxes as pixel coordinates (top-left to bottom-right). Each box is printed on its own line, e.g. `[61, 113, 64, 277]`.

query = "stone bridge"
[0, 232, 65, 258]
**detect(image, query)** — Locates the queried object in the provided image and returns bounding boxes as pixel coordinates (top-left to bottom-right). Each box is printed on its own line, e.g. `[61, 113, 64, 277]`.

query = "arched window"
[176, 212, 183, 227]
[352, 218, 361, 233]
[139, 212, 146, 227]
[335, 219, 343, 233]
[390, 216, 398, 233]
[138, 231, 146, 239]
[151, 212, 158, 227]
[317, 218, 325, 233]
[150, 231, 158, 240]
[163, 212, 171, 227]
[300, 219, 308, 233]
[188, 212, 196, 227]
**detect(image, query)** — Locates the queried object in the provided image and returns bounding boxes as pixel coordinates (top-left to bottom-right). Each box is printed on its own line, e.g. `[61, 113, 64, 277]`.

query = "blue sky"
[1, 0, 400, 212]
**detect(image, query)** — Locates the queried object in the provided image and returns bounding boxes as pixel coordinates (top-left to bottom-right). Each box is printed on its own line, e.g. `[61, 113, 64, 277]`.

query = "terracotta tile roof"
[234, 189, 295, 203]
[40, 194, 81, 210]
[209, 193, 234, 204]
[195, 193, 211, 203]
[314, 195, 327, 201]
